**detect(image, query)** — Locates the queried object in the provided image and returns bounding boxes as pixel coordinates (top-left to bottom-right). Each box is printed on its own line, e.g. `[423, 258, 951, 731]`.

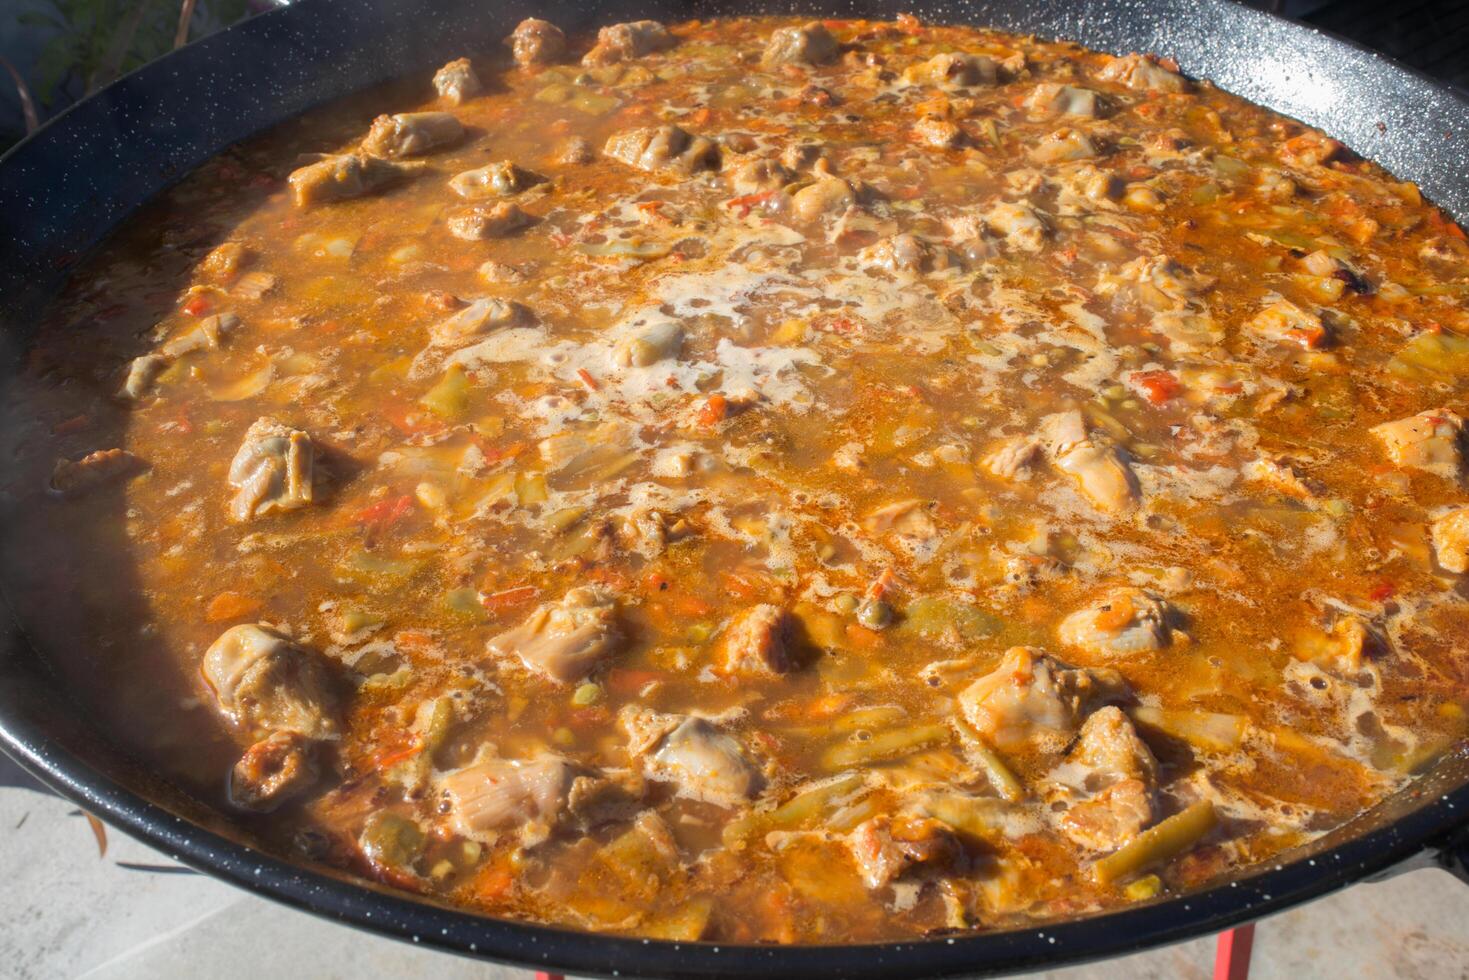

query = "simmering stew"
[6, 14, 1469, 943]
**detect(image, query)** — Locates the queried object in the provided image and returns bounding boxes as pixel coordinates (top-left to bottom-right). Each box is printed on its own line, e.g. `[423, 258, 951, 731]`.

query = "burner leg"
[534, 973, 565, 980]
[1214, 923, 1256, 980]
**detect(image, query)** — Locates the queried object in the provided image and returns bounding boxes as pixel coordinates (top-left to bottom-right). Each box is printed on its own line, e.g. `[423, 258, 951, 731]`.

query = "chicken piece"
[432, 57, 481, 104]
[913, 115, 966, 150]
[1058, 588, 1178, 659]
[1319, 614, 1385, 672]
[725, 157, 795, 196]
[582, 20, 673, 67]
[859, 233, 959, 275]
[985, 201, 1048, 252]
[1096, 255, 1214, 311]
[431, 297, 534, 345]
[1053, 164, 1124, 215]
[762, 21, 838, 66]
[779, 141, 828, 172]
[487, 586, 622, 684]
[1432, 507, 1469, 573]
[716, 604, 795, 677]
[863, 499, 942, 559]
[48, 448, 146, 498]
[360, 112, 463, 158]
[287, 152, 421, 207]
[958, 647, 1128, 753]
[234, 271, 277, 300]
[847, 815, 962, 890]
[981, 436, 1042, 481]
[120, 354, 169, 400]
[902, 52, 998, 89]
[1024, 83, 1101, 117]
[1243, 455, 1323, 500]
[790, 177, 857, 222]
[446, 201, 534, 240]
[439, 755, 575, 840]
[202, 623, 339, 739]
[230, 731, 320, 812]
[199, 241, 250, 281]
[1371, 409, 1464, 481]
[1279, 131, 1344, 169]
[558, 136, 595, 164]
[1052, 706, 1158, 851]
[159, 312, 240, 359]
[1248, 299, 1329, 350]
[611, 321, 683, 368]
[604, 125, 719, 175]
[1039, 411, 1139, 515]
[620, 706, 762, 806]
[227, 417, 315, 522]
[507, 18, 566, 66]
[448, 161, 542, 199]
[1096, 53, 1189, 93]
[1030, 127, 1098, 164]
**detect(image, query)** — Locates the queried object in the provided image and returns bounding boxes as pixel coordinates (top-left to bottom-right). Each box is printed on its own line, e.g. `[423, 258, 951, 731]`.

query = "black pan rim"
[2, 0, 1469, 975]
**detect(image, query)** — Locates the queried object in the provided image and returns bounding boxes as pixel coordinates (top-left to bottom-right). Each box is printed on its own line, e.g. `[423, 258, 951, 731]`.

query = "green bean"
[822, 723, 950, 769]
[1132, 707, 1246, 753]
[1093, 800, 1218, 886]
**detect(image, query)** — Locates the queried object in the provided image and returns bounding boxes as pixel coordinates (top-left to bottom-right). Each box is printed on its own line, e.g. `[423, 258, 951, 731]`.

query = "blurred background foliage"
[1, 0, 260, 153]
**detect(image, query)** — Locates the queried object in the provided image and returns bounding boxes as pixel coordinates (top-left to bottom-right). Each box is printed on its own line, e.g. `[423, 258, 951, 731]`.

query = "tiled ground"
[2, 753, 1465, 979]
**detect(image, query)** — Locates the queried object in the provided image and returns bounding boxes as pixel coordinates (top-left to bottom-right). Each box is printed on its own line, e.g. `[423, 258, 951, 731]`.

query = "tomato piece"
[1131, 369, 1183, 405]
[696, 393, 729, 426]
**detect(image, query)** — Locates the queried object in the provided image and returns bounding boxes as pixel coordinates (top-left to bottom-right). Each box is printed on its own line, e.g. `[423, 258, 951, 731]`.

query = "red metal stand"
[1213, 923, 1256, 980]
[534, 973, 565, 980]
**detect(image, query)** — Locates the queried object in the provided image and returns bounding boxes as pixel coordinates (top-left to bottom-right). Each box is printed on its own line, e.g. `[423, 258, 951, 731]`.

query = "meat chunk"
[762, 21, 839, 67]
[912, 114, 966, 150]
[449, 161, 542, 199]
[431, 297, 533, 345]
[985, 201, 1049, 252]
[859, 233, 959, 275]
[1248, 299, 1329, 350]
[432, 57, 481, 104]
[446, 202, 534, 240]
[604, 125, 719, 175]
[846, 815, 962, 889]
[438, 754, 639, 843]
[287, 152, 421, 207]
[1053, 164, 1124, 215]
[487, 586, 622, 684]
[202, 623, 339, 740]
[716, 604, 795, 677]
[902, 52, 998, 89]
[360, 112, 463, 158]
[1030, 127, 1098, 164]
[1058, 588, 1178, 659]
[1051, 706, 1158, 851]
[227, 417, 315, 522]
[611, 320, 684, 367]
[507, 18, 566, 66]
[1039, 411, 1139, 515]
[1096, 53, 1189, 93]
[199, 241, 249, 281]
[1097, 255, 1214, 311]
[790, 177, 857, 222]
[558, 136, 595, 164]
[1371, 409, 1464, 481]
[582, 20, 674, 67]
[1243, 455, 1322, 500]
[958, 647, 1128, 753]
[1432, 507, 1469, 573]
[981, 436, 1042, 481]
[230, 731, 320, 812]
[725, 157, 795, 196]
[1024, 83, 1101, 117]
[620, 706, 762, 806]
[48, 447, 146, 498]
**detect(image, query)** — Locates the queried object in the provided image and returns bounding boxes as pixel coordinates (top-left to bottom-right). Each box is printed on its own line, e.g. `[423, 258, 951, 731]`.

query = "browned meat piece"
[1433, 507, 1469, 573]
[1371, 408, 1464, 481]
[1096, 53, 1189, 93]
[438, 753, 642, 843]
[487, 586, 623, 684]
[725, 157, 795, 196]
[287, 152, 421, 207]
[716, 604, 795, 676]
[604, 125, 719, 175]
[49, 448, 146, 498]
[582, 20, 673, 67]
[430, 297, 534, 345]
[230, 731, 320, 811]
[958, 646, 1128, 753]
[1039, 410, 1139, 515]
[1030, 127, 1098, 163]
[912, 114, 966, 149]
[199, 241, 250, 281]
[620, 706, 762, 806]
[160, 312, 240, 358]
[859, 233, 960, 274]
[1247, 298, 1329, 350]
[202, 623, 339, 740]
[1024, 83, 1102, 117]
[558, 136, 594, 164]
[789, 176, 857, 222]
[360, 111, 464, 158]
[446, 201, 535, 240]
[1052, 706, 1159, 851]
[1058, 588, 1181, 659]
[433, 57, 481, 104]
[227, 417, 315, 522]
[762, 21, 839, 67]
[507, 18, 567, 66]
[902, 52, 998, 89]
[846, 815, 962, 889]
[448, 161, 543, 199]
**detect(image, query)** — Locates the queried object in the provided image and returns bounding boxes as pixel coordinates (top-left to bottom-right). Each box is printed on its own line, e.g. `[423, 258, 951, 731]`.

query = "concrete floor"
[2, 752, 1465, 980]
